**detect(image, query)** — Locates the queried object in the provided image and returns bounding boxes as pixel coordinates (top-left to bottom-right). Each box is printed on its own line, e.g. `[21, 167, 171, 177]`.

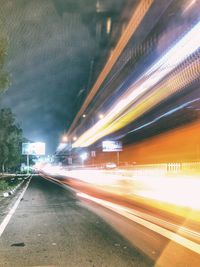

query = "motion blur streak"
[81, 59, 200, 147]
[77, 192, 200, 255]
[68, 0, 153, 134]
[42, 165, 200, 220]
[72, 20, 200, 148]
[86, 120, 200, 164]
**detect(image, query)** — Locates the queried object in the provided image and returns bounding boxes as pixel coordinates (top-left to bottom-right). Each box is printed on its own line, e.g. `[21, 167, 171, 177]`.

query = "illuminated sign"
[102, 141, 122, 152]
[22, 142, 46, 155]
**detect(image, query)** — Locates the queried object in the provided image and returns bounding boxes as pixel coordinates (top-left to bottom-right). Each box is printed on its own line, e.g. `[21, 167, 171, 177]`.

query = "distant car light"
[105, 162, 117, 169]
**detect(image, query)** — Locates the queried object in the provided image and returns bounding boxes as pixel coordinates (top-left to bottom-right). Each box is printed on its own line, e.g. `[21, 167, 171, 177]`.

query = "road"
[41, 169, 200, 267]
[0, 176, 153, 267]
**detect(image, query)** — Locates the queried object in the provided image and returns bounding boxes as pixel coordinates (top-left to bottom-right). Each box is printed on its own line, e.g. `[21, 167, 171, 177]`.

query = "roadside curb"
[2, 176, 30, 198]
[2, 182, 23, 197]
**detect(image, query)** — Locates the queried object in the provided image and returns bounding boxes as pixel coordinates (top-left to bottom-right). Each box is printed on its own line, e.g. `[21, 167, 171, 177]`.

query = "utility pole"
[26, 153, 29, 174]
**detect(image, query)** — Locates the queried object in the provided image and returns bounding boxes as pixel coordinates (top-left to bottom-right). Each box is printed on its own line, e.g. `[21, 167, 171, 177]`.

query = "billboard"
[22, 142, 45, 155]
[102, 141, 122, 152]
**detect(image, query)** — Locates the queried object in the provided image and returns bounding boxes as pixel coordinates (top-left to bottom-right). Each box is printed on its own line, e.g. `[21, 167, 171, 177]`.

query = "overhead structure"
[67, 0, 200, 149]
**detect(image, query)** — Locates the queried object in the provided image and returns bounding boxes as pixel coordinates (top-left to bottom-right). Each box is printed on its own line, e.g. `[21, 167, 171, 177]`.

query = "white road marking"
[0, 176, 32, 237]
[78, 192, 200, 255]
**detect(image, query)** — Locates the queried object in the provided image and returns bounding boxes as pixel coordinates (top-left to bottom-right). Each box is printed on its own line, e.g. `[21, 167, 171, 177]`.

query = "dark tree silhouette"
[0, 109, 23, 172]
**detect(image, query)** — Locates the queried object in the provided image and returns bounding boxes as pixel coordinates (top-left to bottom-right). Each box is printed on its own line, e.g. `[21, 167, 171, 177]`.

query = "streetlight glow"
[98, 114, 104, 120]
[62, 135, 68, 142]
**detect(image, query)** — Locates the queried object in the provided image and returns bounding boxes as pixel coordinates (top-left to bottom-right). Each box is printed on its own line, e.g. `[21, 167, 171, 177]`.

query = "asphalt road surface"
[0, 176, 153, 267]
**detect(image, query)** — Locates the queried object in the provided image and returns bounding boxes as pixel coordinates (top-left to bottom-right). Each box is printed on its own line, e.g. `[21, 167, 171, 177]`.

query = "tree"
[0, 109, 23, 172]
[0, 35, 10, 93]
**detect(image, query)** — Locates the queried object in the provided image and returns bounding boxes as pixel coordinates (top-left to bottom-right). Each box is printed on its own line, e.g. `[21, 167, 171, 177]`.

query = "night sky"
[0, 0, 105, 153]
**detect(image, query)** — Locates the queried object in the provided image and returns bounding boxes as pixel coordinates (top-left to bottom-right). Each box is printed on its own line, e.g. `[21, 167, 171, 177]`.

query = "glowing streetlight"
[82, 114, 86, 118]
[73, 136, 77, 141]
[62, 135, 68, 142]
[98, 114, 104, 120]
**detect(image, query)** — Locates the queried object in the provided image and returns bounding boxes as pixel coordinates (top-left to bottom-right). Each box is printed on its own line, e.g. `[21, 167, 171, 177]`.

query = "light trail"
[42, 165, 200, 212]
[68, 0, 153, 135]
[77, 192, 200, 255]
[73, 21, 200, 148]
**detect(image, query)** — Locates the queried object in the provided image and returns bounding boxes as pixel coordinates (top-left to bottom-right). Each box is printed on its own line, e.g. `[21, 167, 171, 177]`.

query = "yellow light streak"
[68, 0, 153, 134]
[73, 21, 200, 148]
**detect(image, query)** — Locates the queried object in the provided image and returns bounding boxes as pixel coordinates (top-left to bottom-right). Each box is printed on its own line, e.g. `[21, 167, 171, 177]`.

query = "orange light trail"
[72, 20, 200, 147]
